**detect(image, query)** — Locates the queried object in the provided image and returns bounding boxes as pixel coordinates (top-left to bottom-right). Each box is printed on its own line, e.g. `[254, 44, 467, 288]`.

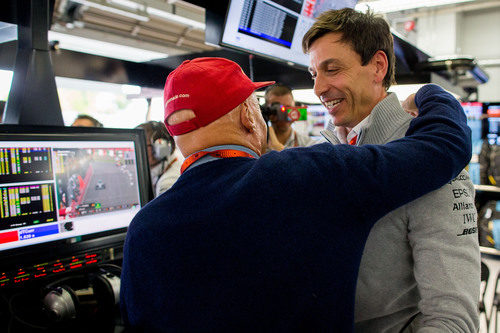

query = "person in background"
[136, 121, 181, 197]
[71, 114, 103, 127]
[265, 83, 317, 151]
[303, 8, 479, 332]
[120, 56, 472, 332]
[0, 101, 5, 123]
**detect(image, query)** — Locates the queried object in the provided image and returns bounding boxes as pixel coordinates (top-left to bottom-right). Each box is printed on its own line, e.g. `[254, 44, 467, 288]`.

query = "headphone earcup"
[92, 273, 120, 307]
[42, 285, 79, 322]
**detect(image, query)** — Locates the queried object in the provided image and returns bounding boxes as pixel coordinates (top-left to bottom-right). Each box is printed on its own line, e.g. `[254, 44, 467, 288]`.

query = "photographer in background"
[0, 101, 5, 123]
[264, 84, 318, 151]
[136, 121, 181, 197]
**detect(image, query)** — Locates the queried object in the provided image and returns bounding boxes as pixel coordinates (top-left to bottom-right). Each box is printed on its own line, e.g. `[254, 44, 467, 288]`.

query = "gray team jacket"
[321, 92, 480, 333]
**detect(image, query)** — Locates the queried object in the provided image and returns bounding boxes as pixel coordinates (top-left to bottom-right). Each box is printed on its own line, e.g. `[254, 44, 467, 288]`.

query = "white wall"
[461, 7, 500, 102]
[460, 8, 500, 59]
[414, 6, 500, 102]
[416, 11, 462, 56]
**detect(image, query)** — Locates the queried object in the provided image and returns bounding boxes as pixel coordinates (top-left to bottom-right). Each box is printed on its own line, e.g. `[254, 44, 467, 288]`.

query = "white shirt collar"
[333, 114, 371, 145]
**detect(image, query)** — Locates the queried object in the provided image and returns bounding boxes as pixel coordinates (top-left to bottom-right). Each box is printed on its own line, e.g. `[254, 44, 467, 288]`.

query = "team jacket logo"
[457, 227, 477, 236]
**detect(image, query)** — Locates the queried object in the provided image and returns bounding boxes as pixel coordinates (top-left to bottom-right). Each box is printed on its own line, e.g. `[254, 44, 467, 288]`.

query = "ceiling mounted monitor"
[221, 0, 358, 68]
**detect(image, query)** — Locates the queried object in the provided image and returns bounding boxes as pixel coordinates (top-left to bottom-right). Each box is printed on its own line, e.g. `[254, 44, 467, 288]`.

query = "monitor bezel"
[220, 0, 358, 69]
[0, 125, 153, 270]
[220, 0, 311, 69]
[483, 102, 500, 139]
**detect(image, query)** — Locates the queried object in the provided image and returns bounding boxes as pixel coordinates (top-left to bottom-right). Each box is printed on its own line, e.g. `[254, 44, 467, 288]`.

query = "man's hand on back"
[402, 93, 418, 117]
[267, 126, 285, 151]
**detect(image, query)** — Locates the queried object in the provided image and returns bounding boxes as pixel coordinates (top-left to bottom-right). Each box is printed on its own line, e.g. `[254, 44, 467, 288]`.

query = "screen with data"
[0, 137, 144, 252]
[221, 0, 358, 67]
[487, 103, 500, 145]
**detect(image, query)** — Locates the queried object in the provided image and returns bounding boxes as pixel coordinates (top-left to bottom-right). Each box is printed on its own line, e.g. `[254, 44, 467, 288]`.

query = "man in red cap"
[120, 57, 472, 332]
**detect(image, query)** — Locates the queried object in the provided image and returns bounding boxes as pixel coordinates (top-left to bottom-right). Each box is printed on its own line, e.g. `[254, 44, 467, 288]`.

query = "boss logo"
[457, 227, 477, 236]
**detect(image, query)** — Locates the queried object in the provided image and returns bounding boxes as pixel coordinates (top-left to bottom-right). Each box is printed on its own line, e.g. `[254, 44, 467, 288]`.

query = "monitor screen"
[306, 104, 328, 137]
[486, 103, 500, 145]
[461, 102, 483, 185]
[461, 102, 483, 154]
[221, 0, 358, 68]
[0, 126, 151, 285]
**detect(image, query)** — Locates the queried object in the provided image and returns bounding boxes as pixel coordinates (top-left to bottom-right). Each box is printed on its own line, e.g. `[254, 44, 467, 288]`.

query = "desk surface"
[481, 246, 500, 258]
[475, 185, 500, 193]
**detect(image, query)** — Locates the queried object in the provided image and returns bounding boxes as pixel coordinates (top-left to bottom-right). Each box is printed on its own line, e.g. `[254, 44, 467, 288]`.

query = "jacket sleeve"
[268, 83, 472, 223]
[406, 170, 480, 333]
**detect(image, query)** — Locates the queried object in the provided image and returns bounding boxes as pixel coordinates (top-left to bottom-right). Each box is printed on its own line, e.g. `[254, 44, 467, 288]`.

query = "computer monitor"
[486, 103, 500, 145]
[221, 0, 358, 68]
[461, 102, 483, 154]
[461, 102, 483, 185]
[0, 125, 152, 287]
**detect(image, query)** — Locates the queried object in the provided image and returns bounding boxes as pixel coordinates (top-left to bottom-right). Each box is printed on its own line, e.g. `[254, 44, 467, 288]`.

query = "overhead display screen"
[221, 0, 358, 67]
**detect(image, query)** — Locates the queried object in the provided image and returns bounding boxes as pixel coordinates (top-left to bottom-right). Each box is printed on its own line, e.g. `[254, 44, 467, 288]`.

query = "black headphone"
[149, 121, 174, 161]
[42, 268, 120, 323]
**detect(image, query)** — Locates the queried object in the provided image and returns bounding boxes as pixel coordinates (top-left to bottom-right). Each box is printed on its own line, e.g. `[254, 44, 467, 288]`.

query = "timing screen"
[222, 0, 358, 67]
[0, 142, 141, 251]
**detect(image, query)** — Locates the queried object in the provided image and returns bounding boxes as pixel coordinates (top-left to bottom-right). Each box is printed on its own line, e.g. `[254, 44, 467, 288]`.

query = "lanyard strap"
[164, 157, 178, 172]
[154, 157, 179, 188]
[180, 149, 256, 174]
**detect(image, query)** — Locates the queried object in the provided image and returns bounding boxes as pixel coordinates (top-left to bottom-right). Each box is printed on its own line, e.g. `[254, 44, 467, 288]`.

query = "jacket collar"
[321, 93, 412, 145]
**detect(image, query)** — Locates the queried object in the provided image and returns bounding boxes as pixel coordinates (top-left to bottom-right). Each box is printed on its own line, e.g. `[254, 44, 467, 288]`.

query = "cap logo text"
[165, 94, 190, 108]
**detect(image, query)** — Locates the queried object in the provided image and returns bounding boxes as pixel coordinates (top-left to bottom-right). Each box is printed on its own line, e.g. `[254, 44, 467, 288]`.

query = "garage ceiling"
[51, 0, 217, 60]
[49, 0, 500, 63]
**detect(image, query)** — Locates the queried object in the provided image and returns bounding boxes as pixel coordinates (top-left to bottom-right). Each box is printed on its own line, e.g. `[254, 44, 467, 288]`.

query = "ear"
[370, 50, 388, 85]
[240, 100, 256, 133]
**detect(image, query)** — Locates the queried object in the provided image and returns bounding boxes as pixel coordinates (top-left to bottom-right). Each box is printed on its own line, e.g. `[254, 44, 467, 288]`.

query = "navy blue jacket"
[120, 85, 471, 332]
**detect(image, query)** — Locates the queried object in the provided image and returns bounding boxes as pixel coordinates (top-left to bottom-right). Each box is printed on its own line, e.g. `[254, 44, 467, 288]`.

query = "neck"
[347, 90, 388, 132]
[177, 129, 262, 158]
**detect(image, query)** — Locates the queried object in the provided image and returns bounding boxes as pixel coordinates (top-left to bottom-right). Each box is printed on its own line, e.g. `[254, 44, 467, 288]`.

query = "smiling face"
[308, 32, 387, 129]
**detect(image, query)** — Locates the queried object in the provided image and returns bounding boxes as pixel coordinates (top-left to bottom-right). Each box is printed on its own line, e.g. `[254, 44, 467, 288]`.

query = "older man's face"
[308, 32, 380, 129]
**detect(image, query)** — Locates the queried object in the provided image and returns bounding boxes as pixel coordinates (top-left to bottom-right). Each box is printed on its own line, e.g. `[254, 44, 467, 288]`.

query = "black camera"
[261, 102, 286, 122]
[260, 102, 308, 123]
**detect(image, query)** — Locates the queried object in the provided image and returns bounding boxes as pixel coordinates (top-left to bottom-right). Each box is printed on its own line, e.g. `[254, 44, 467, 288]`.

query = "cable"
[248, 54, 255, 81]
[0, 291, 9, 313]
[98, 263, 122, 276]
[490, 273, 500, 333]
[1, 292, 10, 332]
[8, 316, 14, 333]
[45, 274, 86, 289]
[8, 292, 49, 330]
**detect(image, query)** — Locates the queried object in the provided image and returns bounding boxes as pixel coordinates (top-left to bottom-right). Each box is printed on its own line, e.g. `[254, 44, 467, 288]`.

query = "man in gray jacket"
[303, 8, 480, 332]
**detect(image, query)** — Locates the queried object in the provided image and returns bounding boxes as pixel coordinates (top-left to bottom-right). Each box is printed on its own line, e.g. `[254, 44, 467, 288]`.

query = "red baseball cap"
[163, 57, 274, 136]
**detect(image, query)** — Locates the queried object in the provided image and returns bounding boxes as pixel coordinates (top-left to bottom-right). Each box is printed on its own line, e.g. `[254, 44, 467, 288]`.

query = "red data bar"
[0, 231, 18, 244]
